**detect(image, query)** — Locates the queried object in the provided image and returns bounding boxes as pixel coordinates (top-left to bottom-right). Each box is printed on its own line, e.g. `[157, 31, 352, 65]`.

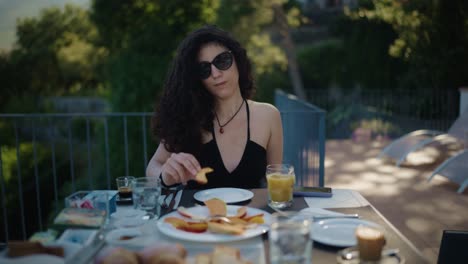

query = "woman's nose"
[211, 64, 222, 78]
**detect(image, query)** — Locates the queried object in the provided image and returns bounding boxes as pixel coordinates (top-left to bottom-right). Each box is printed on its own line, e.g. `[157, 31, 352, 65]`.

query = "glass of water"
[132, 177, 161, 219]
[269, 211, 313, 264]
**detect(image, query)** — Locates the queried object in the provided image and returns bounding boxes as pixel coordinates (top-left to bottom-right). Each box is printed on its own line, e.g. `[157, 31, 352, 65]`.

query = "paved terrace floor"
[325, 139, 468, 263]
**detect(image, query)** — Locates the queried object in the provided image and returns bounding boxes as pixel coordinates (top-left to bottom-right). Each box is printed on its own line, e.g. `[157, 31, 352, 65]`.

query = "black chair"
[437, 230, 468, 264]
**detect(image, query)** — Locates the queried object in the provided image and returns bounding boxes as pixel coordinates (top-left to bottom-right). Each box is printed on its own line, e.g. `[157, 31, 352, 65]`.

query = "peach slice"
[183, 222, 208, 233]
[195, 167, 213, 184]
[242, 213, 264, 221]
[246, 215, 264, 224]
[164, 217, 188, 229]
[234, 206, 247, 218]
[177, 207, 205, 220]
[207, 222, 244, 235]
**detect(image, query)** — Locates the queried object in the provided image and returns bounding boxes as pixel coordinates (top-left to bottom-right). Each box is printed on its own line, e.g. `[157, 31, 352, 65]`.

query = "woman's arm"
[146, 143, 201, 185]
[266, 105, 283, 165]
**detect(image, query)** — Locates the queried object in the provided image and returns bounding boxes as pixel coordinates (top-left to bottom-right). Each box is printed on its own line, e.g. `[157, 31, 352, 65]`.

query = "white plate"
[312, 219, 381, 247]
[193, 188, 254, 204]
[157, 205, 271, 242]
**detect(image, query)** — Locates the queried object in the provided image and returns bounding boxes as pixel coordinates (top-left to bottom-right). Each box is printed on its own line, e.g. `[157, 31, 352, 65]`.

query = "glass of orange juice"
[266, 164, 295, 209]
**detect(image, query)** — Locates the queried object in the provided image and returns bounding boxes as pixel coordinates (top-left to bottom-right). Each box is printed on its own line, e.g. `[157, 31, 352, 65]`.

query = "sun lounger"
[427, 149, 468, 194]
[378, 108, 468, 166]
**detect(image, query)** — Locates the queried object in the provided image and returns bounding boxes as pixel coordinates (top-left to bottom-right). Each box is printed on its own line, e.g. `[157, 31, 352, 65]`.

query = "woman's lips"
[214, 81, 227, 86]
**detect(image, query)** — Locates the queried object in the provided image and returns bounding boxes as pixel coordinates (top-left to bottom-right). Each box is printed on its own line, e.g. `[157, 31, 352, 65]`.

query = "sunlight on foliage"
[1, 143, 34, 183]
[247, 34, 287, 75]
[346, 0, 425, 60]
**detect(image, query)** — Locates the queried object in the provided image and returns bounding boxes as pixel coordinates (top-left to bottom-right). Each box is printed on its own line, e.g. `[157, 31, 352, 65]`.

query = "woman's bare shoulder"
[248, 100, 280, 117]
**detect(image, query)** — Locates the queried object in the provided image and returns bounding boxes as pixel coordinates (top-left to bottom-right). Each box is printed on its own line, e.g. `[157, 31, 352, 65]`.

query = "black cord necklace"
[214, 99, 245, 134]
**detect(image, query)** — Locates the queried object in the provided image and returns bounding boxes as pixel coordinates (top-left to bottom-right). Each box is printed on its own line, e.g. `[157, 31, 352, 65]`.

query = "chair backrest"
[447, 107, 468, 140]
[437, 230, 468, 264]
[275, 90, 326, 187]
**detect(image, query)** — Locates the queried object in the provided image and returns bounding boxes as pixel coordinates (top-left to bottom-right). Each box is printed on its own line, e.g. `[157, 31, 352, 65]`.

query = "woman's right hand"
[161, 152, 201, 185]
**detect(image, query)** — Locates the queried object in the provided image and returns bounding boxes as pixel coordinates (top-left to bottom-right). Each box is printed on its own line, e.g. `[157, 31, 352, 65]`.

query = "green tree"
[0, 4, 104, 113]
[347, 0, 468, 91]
[215, 0, 306, 102]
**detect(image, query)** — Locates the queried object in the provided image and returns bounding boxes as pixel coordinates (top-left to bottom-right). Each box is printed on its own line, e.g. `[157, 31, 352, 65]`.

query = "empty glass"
[131, 177, 161, 219]
[269, 212, 313, 264]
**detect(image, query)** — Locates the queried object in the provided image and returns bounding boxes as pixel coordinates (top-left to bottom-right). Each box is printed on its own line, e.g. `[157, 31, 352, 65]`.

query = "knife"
[172, 189, 183, 210]
[313, 214, 359, 221]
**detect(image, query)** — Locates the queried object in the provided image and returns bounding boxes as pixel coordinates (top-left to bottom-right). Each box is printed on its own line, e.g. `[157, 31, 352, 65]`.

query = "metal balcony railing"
[1, 92, 326, 242]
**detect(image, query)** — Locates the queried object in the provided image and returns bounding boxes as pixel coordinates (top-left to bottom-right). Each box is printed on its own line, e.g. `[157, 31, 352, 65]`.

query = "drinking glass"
[267, 164, 295, 209]
[131, 177, 161, 219]
[269, 212, 313, 264]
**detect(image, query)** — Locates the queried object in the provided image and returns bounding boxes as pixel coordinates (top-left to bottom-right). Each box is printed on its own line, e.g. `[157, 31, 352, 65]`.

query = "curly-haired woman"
[146, 25, 283, 189]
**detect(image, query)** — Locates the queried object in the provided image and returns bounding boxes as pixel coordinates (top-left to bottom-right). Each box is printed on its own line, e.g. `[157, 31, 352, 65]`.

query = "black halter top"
[187, 101, 267, 189]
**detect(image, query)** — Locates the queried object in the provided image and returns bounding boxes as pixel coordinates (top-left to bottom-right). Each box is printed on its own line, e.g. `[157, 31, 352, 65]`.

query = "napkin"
[299, 208, 346, 218]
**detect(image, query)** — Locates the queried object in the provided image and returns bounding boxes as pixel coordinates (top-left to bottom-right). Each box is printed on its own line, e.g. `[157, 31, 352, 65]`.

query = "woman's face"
[197, 43, 240, 99]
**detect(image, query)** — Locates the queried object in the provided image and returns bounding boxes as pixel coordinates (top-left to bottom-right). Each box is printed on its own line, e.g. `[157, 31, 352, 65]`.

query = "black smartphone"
[293, 186, 333, 197]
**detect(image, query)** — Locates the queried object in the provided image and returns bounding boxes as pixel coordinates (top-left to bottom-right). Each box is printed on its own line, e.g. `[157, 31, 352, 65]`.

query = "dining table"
[69, 188, 429, 264]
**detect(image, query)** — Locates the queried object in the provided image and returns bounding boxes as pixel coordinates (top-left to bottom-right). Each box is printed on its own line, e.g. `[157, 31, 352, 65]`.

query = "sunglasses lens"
[198, 62, 211, 79]
[213, 52, 233, 70]
[198, 51, 233, 79]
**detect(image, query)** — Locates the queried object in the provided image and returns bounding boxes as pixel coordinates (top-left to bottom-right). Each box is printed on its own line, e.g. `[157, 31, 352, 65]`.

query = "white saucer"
[111, 209, 146, 219]
[193, 188, 254, 203]
[312, 218, 381, 247]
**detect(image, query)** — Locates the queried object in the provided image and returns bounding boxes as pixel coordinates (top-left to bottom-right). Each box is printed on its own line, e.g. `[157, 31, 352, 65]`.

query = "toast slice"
[204, 198, 227, 217]
[195, 167, 213, 184]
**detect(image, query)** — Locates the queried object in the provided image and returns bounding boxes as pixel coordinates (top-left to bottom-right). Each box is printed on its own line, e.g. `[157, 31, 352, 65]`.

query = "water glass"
[269, 212, 313, 264]
[267, 164, 295, 209]
[132, 177, 161, 219]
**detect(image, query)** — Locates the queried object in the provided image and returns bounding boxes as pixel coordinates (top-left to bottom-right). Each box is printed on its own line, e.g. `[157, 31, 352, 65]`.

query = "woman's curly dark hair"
[152, 25, 255, 155]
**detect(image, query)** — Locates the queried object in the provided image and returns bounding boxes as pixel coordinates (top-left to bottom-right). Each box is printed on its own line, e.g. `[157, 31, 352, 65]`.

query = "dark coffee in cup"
[118, 186, 133, 199]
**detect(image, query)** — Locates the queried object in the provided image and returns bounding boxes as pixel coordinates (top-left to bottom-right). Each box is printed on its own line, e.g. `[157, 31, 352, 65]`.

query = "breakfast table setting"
[1, 166, 429, 264]
[64, 187, 427, 264]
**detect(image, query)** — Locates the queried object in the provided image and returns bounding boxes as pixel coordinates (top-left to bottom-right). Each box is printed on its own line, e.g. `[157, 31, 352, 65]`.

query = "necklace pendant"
[220, 127, 224, 134]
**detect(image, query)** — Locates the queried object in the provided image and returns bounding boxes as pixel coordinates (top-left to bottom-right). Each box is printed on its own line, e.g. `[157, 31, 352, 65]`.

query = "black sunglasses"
[198, 51, 233, 79]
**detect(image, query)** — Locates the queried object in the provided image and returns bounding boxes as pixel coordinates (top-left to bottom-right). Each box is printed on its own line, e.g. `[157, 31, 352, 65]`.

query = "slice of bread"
[195, 167, 213, 184]
[204, 198, 227, 217]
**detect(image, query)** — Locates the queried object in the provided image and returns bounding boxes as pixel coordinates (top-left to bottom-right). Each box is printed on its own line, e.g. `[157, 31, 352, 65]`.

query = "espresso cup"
[116, 176, 135, 199]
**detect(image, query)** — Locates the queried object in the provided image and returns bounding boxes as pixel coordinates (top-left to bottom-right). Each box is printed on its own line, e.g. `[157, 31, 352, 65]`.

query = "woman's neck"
[215, 92, 245, 120]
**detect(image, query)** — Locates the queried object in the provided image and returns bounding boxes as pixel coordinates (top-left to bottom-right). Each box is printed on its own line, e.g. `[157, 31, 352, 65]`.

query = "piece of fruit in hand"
[195, 167, 213, 184]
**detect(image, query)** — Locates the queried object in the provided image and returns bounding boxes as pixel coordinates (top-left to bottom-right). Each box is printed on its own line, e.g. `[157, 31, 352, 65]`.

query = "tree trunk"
[272, 4, 307, 100]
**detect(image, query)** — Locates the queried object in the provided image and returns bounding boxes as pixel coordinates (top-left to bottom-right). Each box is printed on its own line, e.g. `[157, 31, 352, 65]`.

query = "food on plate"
[195, 246, 251, 264]
[165, 201, 265, 235]
[6, 241, 64, 258]
[98, 247, 139, 264]
[195, 167, 213, 184]
[355, 226, 386, 261]
[234, 206, 247, 218]
[164, 217, 208, 233]
[95, 243, 187, 264]
[207, 222, 244, 235]
[177, 207, 205, 220]
[204, 198, 227, 216]
[139, 244, 187, 264]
